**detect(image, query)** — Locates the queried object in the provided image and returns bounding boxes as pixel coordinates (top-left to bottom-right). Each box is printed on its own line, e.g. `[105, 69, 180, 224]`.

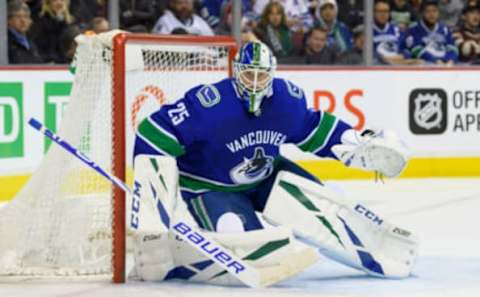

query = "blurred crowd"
[6, 0, 480, 65]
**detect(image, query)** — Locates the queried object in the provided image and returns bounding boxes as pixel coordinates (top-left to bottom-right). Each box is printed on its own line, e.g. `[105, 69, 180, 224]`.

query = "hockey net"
[0, 31, 236, 282]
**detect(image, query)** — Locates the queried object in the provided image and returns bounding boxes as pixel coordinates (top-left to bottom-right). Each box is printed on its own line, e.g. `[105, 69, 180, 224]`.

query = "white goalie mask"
[233, 42, 277, 114]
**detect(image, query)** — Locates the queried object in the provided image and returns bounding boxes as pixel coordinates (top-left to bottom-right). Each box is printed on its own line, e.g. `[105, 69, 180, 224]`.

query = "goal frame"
[110, 33, 237, 283]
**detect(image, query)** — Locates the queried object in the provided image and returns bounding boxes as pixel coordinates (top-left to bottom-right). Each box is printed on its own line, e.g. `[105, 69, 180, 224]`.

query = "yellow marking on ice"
[297, 157, 480, 180]
[0, 175, 31, 201]
[1, 158, 479, 201]
[0, 169, 134, 202]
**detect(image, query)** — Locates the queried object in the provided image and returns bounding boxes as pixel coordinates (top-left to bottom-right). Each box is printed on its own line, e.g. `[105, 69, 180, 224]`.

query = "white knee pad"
[216, 212, 245, 233]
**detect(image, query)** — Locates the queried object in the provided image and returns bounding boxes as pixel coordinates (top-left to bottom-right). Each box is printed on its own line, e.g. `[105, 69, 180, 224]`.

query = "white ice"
[1, 178, 479, 297]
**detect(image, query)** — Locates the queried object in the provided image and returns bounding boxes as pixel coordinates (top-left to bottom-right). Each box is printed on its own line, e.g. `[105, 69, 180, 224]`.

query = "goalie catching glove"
[332, 129, 410, 178]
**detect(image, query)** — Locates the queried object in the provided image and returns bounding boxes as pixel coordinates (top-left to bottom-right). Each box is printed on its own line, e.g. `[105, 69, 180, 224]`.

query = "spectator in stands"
[59, 24, 80, 63]
[300, 26, 339, 64]
[253, 0, 314, 33]
[120, 0, 163, 33]
[254, 1, 297, 62]
[69, 0, 106, 30]
[285, 0, 315, 33]
[152, 0, 214, 35]
[336, 0, 364, 29]
[467, 0, 480, 7]
[373, 0, 424, 64]
[88, 17, 110, 34]
[411, 0, 423, 17]
[214, 1, 231, 35]
[453, 4, 480, 63]
[337, 24, 364, 64]
[315, 0, 353, 52]
[23, 0, 42, 20]
[390, 0, 417, 31]
[439, 0, 464, 28]
[7, 0, 43, 63]
[404, 0, 459, 65]
[215, 1, 258, 43]
[31, 0, 76, 63]
[199, 0, 234, 30]
[171, 27, 189, 34]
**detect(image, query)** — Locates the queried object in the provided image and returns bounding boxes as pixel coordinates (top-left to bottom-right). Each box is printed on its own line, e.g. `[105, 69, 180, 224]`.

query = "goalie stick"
[28, 117, 315, 288]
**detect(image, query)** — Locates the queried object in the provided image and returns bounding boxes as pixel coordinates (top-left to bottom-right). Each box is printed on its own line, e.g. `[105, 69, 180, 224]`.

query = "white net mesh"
[0, 32, 234, 280]
[125, 42, 231, 135]
[0, 32, 114, 278]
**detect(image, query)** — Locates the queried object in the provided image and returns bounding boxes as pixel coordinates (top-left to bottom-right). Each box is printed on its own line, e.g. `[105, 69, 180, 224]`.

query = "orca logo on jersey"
[230, 147, 274, 184]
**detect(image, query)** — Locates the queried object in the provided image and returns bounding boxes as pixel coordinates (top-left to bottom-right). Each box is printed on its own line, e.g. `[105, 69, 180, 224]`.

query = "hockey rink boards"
[1, 177, 479, 297]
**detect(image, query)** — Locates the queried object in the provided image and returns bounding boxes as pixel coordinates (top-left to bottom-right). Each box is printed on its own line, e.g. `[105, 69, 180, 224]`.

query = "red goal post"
[111, 33, 237, 282]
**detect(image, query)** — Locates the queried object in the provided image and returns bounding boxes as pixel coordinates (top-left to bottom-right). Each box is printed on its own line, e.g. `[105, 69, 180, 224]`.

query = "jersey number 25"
[168, 102, 190, 126]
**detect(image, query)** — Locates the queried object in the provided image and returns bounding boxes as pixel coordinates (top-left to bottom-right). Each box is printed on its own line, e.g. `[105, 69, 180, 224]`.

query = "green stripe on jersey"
[180, 159, 281, 193]
[138, 119, 185, 157]
[180, 175, 261, 193]
[298, 112, 336, 153]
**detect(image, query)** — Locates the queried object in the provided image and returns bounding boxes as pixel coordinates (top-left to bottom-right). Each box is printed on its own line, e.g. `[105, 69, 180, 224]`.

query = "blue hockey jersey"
[404, 20, 458, 63]
[373, 22, 407, 63]
[134, 78, 352, 195]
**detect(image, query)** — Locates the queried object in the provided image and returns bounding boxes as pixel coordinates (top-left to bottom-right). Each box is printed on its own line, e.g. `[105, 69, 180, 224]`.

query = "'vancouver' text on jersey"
[134, 78, 351, 196]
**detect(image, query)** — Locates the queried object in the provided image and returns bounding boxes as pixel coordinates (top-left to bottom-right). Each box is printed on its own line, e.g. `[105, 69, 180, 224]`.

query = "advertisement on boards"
[0, 68, 479, 186]
[276, 69, 480, 157]
[0, 71, 73, 175]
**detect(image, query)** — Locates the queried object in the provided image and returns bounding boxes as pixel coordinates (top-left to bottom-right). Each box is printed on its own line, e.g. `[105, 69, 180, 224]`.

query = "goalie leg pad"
[131, 155, 318, 286]
[171, 226, 319, 286]
[262, 171, 419, 278]
[131, 226, 319, 286]
[131, 155, 197, 233]
[129, 232, 175, 281]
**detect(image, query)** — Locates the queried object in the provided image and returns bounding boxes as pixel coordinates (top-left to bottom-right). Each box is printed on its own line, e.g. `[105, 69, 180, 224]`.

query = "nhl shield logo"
[414, 93, 442, 130]
[409, 89, 447, 134]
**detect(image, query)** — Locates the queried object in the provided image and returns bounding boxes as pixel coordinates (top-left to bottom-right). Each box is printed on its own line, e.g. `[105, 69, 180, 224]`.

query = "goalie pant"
[183, 156, 320, 232]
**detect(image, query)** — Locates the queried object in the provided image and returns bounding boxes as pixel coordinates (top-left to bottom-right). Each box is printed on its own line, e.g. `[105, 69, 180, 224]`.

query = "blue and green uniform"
[134, 77, 352, 231]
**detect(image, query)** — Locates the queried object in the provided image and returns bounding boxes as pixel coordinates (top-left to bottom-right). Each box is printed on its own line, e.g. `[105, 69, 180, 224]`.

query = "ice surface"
[1, 178, 479, 297]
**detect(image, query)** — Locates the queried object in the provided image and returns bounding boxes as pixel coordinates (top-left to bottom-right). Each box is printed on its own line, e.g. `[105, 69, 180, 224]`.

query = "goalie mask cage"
[0, 32, 237, 283]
